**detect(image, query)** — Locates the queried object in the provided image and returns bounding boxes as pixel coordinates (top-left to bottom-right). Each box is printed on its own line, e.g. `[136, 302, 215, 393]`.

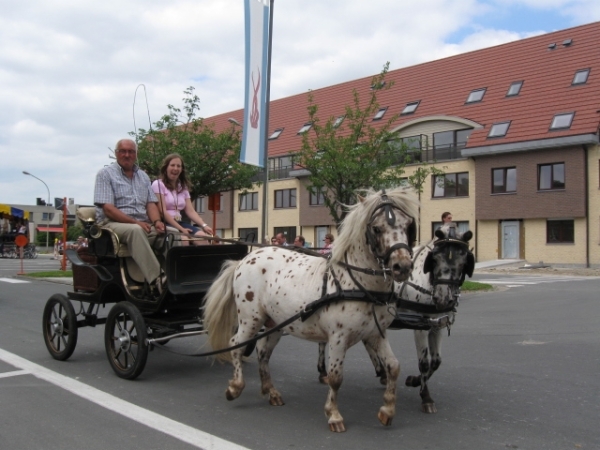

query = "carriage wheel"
[43, 294, 78, 361]
[104, 302, 148, 380]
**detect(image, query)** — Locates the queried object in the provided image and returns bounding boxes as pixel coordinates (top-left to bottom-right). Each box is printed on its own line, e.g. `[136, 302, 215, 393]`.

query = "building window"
[239, 192, 259, 211]
[506, 81, 523, 97]
[550, 112, 574, 130]
[269, 156, 295, 180]
[269, 128, 283, 140]
[432, 221, 470, 239]
[275, 189, 296, 208]
[538, 163, 565, 190]
[373, 107, 388, 120]
[401, 101, 420, 115]
[195, 197, 205, 213]
[492, 167, 516, 193]
[547, 219, 574, 243]
[572, 69, 590, 85]
[310, 188, 326, 205]
[298, 122, 312, 134]
[333, 116, 345, 128]
[41, 212, 55, 221]
[488, 121, 511, 138]
[466, 88, 486, 103]
[433, 172, 469, 198]
[238, 228, 258, 243]
[432, 129, 472, 160]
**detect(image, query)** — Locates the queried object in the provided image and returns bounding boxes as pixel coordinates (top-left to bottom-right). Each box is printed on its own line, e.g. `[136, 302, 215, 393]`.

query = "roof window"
[269, 128, 283, 140]
[488, 121, 511, 138]
[297, 123, 312, 134]
[466, 88, 486, 104]
[373, 107, 388, 121]
[506, 81, 523, 97]
[333, 116, 345, 128]
[401, 101, 420, 115]
[572, 69, 590, 85]
[550, 112, 574, 130]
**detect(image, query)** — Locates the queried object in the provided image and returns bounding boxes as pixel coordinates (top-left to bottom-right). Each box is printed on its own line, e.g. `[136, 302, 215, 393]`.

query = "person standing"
[293, 235, 305, 247]
[152, 154, 213, 245]
[94, 138, 168, 294]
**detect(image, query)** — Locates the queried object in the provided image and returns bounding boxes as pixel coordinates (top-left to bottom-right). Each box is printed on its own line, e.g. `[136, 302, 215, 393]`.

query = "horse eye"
[372, 226, 381, 234]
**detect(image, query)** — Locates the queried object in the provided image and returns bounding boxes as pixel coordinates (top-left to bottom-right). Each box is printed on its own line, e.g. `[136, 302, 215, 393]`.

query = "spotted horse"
[203, 187, 419, 432]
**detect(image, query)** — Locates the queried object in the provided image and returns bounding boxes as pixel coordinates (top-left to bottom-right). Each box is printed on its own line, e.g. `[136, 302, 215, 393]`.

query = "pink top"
[151, 180, 190, 218]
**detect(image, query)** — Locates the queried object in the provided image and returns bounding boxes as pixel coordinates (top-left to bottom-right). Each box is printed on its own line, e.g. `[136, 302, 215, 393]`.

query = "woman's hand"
[202, 225, 213, 234]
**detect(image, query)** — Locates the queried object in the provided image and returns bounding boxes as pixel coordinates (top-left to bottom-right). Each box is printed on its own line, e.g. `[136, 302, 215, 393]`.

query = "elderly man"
[94, 138, 168, 294]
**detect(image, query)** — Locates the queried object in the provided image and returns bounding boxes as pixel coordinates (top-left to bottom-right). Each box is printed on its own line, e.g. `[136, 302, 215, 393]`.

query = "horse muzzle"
[390, 251, 413, 283]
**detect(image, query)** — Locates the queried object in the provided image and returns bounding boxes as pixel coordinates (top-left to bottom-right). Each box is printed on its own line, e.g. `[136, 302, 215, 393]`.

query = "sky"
[1, 0, 599, 207]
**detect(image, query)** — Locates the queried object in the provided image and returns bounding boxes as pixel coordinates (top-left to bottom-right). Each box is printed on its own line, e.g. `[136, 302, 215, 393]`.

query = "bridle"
[364, 190, 415, 268]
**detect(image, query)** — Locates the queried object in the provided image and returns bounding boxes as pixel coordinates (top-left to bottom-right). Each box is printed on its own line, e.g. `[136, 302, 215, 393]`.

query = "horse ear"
[462, 230, 473, 242]
[464, 251, 475, 278]
[423, 251, 434, 274]
[358, 195, 365, 203]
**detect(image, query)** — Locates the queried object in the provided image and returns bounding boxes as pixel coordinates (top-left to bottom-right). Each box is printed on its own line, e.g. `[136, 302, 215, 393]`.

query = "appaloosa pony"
[203, 188, 419, 432]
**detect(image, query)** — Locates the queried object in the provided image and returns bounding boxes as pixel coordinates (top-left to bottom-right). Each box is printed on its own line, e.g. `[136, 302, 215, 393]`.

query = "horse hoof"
[319, 375, 329, 385]
[377, 410, 393, 427]
[421, 403, 437, 414]
[328, 421, 346, 433]
[405, 375, 420, 387]
[269, 396, 285, 406]
[379, 376, 388, 385]
[226, 389, 235, 401]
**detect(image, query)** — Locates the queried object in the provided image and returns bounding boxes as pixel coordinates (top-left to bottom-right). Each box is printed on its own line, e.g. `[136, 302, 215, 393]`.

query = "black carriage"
[42, 207, 248, 379]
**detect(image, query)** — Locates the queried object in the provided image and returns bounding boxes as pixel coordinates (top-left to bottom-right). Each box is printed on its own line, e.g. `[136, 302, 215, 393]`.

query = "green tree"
[131, 87, 260, 199]
[295, 63, 416, 226]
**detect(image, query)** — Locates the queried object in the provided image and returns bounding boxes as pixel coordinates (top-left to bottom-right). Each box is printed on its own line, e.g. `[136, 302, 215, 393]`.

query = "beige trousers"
[102, 222, 174, 284]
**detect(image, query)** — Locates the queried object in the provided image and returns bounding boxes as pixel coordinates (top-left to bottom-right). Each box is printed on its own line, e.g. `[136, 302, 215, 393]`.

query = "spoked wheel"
[43, 294, 78, 361]
[104, 301, 148, 380]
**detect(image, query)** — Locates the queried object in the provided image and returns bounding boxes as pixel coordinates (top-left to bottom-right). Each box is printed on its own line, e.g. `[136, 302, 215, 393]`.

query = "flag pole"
[260, 0, 274, 244]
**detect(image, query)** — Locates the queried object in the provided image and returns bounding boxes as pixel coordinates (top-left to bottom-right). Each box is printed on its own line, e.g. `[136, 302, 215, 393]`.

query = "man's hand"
[137, 221, 152, 233]
[153, 220, 166, 234]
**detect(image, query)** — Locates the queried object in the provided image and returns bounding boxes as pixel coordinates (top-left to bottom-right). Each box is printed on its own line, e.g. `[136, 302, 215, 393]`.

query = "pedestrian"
[293, 235, 305, 247]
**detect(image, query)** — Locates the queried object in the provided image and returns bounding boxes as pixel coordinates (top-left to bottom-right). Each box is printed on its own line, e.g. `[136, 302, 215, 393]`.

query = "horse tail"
[203, 259, 239, 362]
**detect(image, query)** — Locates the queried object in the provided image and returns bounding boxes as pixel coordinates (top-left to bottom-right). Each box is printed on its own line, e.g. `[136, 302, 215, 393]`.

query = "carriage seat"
[76, 206, 131, 257]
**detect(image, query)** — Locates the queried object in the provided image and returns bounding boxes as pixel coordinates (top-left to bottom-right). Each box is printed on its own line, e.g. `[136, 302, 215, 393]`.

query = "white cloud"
[1, 0, 598, 207]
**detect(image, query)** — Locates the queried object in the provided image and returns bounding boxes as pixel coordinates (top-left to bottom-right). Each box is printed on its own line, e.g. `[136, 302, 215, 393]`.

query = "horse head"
[423, 225, 474, 309]
[333, 187, 419, 284]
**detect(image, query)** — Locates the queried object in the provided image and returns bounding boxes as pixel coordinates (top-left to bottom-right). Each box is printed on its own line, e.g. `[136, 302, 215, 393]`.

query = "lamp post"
[22, 171, 51, 252]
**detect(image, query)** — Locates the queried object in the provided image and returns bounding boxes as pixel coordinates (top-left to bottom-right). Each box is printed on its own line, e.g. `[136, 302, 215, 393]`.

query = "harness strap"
[396, 297, 457, 314]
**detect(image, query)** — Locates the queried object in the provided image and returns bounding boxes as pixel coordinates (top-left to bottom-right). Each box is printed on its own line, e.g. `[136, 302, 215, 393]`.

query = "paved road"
[0, 259, 599, 449]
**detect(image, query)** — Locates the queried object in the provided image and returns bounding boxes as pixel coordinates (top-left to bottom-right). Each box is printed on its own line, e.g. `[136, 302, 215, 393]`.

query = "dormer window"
[297, 123, 312, 134]
[373, 107, 388, 121]
[488, 121, 511, 138]
[401, 101, 420, 115]
[466, 88, 486, 103]
[506, 81, 523, 97]
[269, 128, 283, 140]
[572, 69, 590, 85]
[550, 112, 574, 130]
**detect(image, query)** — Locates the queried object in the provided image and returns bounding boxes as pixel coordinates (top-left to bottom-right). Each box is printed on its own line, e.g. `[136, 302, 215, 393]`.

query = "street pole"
[22, 171, 51, 253]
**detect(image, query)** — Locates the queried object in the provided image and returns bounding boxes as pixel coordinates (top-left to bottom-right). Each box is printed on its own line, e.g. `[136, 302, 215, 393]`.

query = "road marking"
[0, 277, 30, 283]
[0, 369, 30, 379]
[476, 276, 600, 288]
[0, 348, 250, 450]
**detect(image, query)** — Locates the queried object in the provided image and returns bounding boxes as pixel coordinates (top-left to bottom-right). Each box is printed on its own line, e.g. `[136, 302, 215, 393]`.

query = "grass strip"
[462, 280, 493, 291]
[20, 270, 73, 278]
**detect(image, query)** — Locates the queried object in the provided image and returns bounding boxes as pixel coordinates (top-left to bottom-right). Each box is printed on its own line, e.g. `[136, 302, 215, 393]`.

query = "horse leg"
[317, 342, 328, 384]
[364, 335, 399, 427]
[225, 316, 263, 402]
[324, 342, 348, 432]
[405, 329, 442, 413]
[256, 330, 285, 406]
[363, 339, 387, 385]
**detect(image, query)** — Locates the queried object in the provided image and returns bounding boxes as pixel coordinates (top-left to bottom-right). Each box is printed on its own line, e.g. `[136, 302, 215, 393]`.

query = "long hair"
[159, 153, 191, 192]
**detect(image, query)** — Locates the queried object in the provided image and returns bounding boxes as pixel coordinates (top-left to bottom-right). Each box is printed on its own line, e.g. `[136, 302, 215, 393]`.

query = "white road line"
[0, 348, 250, 450]
[0, 277, 30, 283]
[0, 369, 30, 379]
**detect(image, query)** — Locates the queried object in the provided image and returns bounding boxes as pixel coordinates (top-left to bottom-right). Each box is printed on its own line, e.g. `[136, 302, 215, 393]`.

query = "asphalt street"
[0, 256, 599, 449]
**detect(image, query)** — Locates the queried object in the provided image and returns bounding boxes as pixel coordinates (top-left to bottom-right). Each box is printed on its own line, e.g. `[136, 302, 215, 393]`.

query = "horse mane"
[329, 187, 420, 266]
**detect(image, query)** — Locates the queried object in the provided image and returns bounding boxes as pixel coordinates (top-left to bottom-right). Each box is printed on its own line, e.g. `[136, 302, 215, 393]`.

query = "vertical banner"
[241, 0, 270, 167]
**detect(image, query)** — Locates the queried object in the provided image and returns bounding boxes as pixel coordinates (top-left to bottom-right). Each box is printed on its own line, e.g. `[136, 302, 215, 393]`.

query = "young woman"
[152, 154, 213, 245]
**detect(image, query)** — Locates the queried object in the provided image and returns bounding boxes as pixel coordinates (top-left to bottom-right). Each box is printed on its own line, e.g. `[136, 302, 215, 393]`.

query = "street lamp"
[22, 171, 51, 253]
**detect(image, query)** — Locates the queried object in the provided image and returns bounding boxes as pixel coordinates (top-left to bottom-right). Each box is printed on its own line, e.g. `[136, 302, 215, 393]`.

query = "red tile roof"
[205, 21, 600, 158]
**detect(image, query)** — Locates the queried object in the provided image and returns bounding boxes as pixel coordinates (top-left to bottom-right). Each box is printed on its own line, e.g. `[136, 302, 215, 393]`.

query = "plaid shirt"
[94, 163, 157, 223]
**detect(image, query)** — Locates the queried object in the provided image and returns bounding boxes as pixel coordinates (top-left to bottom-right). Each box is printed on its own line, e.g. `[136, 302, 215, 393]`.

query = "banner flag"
[241, 0, 270, 167]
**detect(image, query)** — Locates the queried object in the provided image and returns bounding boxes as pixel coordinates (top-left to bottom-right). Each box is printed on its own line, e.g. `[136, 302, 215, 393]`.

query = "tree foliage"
[295, 63, 408, 225]
[131, 87, 260, 200]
